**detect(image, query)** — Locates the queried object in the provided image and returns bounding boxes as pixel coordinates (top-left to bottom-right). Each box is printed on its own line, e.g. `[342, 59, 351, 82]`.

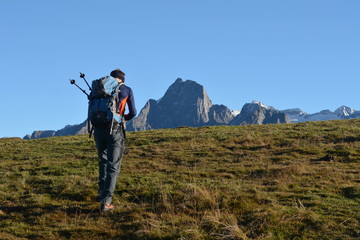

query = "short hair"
[110, 69, 125, 81]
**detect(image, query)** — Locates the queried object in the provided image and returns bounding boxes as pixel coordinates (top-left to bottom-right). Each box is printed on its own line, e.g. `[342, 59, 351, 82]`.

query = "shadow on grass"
[334, 136, 360, 143]
[0, 203, 101, 223]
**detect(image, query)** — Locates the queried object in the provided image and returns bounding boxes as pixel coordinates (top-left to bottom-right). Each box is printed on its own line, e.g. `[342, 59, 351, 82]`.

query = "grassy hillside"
[1, 119, 359, 240]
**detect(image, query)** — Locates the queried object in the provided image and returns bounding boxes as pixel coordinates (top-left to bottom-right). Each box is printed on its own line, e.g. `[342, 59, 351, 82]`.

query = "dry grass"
[1, 119, 360, 239]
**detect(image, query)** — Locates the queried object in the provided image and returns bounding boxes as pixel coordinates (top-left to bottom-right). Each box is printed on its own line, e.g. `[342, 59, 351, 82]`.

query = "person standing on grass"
[94, 69, 137, 212]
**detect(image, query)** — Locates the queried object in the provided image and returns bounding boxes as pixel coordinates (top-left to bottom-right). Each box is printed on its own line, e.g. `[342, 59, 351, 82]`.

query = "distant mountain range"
[282, 106, 360, 123]
[24, 121, 88, 140]
[24, 79, 360, 139]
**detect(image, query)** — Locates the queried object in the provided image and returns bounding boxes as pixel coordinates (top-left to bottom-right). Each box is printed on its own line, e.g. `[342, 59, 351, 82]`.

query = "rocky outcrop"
[24, 130, 56, 140]
[127, 78, 234, 131]
[281, 105, 360, 123]
[24, 121, 88, 139]
[230, 101, 290, 125]
[208, 104, 234, 125]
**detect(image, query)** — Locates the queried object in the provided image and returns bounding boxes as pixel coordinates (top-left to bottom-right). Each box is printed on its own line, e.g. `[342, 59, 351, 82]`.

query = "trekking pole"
[69, 79, 90, 98]
[79, 72, 92, 92]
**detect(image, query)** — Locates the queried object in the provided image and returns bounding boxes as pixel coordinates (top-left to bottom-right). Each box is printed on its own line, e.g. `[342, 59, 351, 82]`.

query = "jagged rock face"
[127, 78, 233, 131]
[351, 111, 360, 119]
[24, 78, 360, 139]
[208, 104, 234, 125]
[157, 78, 212, 127]
[230, 101, 290, 125]
[54, 121, 88, 137]
[23, 130, 56, 139]
[128, 99, 159, 131]
[335, 106, 357, 118]
[24, 121, 88, 139]
[281, 106, 360, 123]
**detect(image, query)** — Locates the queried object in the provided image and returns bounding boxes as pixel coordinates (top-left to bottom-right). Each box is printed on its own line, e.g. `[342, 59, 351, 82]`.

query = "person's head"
[110, 69, 126, 83]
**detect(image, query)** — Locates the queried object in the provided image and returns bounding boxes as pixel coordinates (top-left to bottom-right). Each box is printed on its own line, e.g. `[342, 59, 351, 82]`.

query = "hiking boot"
[101, 202, 115, 212]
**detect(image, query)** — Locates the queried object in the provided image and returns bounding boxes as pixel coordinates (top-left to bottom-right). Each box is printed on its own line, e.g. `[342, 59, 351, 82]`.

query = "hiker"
[93, 69, 137, 211]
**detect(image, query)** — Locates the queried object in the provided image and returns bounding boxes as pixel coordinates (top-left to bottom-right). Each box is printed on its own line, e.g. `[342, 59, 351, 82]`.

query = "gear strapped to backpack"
[88, 76, 123, 135]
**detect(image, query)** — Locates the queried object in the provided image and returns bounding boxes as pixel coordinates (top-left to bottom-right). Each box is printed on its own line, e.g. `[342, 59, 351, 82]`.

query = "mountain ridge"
[126, 78, 236, 131]
[24, 79, 360, 139]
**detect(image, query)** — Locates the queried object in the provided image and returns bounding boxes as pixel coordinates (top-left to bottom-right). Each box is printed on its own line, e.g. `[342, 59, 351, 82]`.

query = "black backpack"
[88, 76, 123, 134]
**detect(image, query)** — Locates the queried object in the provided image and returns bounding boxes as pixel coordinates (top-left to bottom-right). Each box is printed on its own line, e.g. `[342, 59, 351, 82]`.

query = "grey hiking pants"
[94, 125, 125, 204]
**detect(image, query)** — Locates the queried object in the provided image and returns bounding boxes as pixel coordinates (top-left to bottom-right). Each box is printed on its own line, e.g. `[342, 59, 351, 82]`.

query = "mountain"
[281, 106, 360, 123]
[23, 78, 360, 139]
[24, 121, 88, 140]
[230, 101, 290, 125]
[126, 78, 234, 131]
[335, 105, 358, 118]
[23, 130, 56, 140]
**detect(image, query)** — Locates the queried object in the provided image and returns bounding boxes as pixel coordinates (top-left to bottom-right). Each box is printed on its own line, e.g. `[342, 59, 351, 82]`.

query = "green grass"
[1, 119, 359, 239]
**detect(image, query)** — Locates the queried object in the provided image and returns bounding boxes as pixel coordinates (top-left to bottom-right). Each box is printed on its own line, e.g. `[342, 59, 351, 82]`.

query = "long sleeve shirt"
[118, 84, 137, 121]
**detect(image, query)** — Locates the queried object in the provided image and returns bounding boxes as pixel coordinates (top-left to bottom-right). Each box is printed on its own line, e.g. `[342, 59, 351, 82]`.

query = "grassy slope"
[0, 119, 359, 240]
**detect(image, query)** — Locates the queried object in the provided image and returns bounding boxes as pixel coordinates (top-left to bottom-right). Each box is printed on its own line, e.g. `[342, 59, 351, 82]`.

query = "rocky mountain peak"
[251, 100, 270, 110]
[335, 105, 355, 118]
[159, 79, 211, 108]
[174, 78, 183, 84]
[127, 79, 232, 131]
[24, 121, 88, 139]
[230, 101, 290, 125]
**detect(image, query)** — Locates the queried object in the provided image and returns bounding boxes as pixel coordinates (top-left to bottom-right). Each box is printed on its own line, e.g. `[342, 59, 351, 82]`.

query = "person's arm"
[124, 88, 137, 121]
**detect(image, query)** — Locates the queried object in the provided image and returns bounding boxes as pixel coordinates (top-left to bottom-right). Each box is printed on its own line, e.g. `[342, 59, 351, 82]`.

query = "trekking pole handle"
[79, 72, 92, 92]
[69, 79, 90, 98]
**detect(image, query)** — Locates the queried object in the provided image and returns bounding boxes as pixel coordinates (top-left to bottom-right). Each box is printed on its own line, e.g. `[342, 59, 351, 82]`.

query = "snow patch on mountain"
[281, 105, 360, 123]
[231, 110, 240, 117]
[252, 100, 270, 110]
[335, 106, 355, 118]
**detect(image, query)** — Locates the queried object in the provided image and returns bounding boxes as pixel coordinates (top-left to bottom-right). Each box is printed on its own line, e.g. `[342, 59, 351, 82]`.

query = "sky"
[1, 0, 359, 138]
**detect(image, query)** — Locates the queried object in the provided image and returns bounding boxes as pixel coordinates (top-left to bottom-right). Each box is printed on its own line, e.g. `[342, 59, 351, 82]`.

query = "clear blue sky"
[1, 0, 359, 138]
